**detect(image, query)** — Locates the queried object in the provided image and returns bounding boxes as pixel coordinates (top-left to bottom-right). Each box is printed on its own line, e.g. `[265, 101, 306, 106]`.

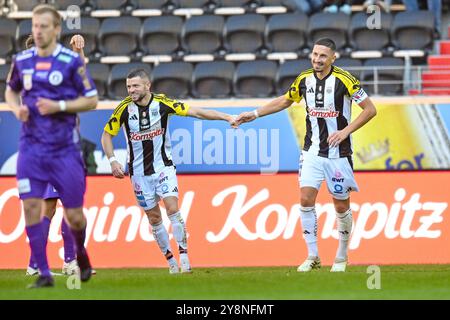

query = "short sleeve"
[72, 56, 97, 98]
[157, 94, 190, 116]
[284, 75, 303, 103]
[104, 102, 127, 136]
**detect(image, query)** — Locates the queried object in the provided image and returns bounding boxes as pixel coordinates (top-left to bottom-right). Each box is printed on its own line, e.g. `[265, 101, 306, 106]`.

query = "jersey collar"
[314, 65, 334, 82]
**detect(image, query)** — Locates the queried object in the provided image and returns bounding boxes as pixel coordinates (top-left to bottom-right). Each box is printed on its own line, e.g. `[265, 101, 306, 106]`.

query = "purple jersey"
[7, 44, 97, 154]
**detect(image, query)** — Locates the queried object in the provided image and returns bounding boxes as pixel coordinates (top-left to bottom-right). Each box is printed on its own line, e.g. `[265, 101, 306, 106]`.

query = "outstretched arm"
[327, 97, 377, 147]
[235, 95, 293, 125]
[187, 107, 237, 128]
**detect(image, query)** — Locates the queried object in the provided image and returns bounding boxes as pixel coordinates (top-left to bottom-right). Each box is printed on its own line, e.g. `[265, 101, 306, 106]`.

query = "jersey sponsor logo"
[48, 70, 63, 86]
[129, 128, 165, 141]
[36, 62, 52, 70]
[307, 107, 340, 118]
[35, 71, 48, 79]
[57, 54, 72, 64]
[23, 73, 32, 90]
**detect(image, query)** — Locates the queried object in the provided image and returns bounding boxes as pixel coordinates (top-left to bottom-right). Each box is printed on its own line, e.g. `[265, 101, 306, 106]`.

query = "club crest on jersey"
[326, 87, 332, 94]
[151, 109, 158, 117]
[141, 118, 149, 125]
[49, 70, 63, 86]
[129, 128, 165, 141]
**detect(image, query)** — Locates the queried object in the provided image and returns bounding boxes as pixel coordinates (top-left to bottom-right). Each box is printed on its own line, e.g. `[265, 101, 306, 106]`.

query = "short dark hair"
[314, 38, 336, 51]
[127, 69, 150, 80]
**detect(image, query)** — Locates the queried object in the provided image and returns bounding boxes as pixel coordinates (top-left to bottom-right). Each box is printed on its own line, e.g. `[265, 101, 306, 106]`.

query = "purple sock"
[61, 219, 76, 263]
[28, 216, 51, 269]
[71, 228, 90, 269]
[25, 223, 51, 277]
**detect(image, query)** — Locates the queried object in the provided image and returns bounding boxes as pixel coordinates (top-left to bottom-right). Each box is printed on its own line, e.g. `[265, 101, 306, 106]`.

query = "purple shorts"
[43, 184, 59, 200]
[16, 148, 86, 208]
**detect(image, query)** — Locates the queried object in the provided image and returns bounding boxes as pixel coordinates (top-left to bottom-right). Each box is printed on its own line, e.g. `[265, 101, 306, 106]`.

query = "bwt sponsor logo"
[129, 128, 165, 141]
[0, 187, 446, 250]
[307, 108, 340, 118]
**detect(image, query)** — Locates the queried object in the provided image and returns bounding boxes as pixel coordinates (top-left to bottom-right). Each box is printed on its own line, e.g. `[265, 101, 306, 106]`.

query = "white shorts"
[130, 166, 179, 210]
[298, 151, 359, 200]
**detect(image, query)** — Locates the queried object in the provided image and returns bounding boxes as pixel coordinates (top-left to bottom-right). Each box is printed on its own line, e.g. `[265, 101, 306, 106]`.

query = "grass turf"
[0, 265, 449, 300]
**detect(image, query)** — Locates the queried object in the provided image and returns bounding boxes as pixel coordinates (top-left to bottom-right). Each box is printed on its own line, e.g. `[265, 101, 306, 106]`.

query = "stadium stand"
[0, 64, 10, 101]
[98, 16, 141, 62]
[140, 15, 183, 58]
[361, 57, 404, 95]
[151, 61, 193, 99]
[87, 63, 110, 99]
[192, 61, 235, 98]
[182, 14, 225, 58]
[234, 60, 278, 98]
[0, 17, 16, 63]
[0, 0, 448, 97]
[265, 13, 309, 54]
[15, 19, 31, 51]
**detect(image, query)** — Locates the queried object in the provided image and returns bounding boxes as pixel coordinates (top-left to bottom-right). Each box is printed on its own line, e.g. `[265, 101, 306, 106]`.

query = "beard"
[131, 92, 147, 102]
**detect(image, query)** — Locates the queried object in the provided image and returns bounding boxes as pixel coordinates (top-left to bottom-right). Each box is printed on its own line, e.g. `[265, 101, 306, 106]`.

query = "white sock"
[151, 221, 173, 257]
[168, 211, 188, 253]
[299, 206, 318, 258]
[336, 209, 352, 261]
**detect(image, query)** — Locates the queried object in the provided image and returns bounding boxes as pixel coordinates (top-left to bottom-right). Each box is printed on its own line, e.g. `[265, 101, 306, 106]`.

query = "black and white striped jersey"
[104, 93, 190, 176]
[285, 65, 368, 158]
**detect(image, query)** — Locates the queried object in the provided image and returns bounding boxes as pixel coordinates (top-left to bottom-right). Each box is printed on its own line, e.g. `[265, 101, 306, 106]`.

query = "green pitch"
[0, 265, 449, 300]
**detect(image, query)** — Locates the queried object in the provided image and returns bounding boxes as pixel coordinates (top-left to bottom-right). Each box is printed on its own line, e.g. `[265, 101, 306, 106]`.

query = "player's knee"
[334, 202, 349, 214]
[65, 210, 86, 229]
[146, 209, 162, 225]
[300, 195, 315, 207]
[23, 199, 41, 215]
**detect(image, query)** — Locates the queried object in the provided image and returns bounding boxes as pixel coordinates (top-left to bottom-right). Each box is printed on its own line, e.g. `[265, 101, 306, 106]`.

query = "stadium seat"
[140, 16, 183, 56]
[391, 11, 434, 50]
[265, 13, 308, 53]
[0, 64, 10, 102]
[151, 62, 193, 99]
[308, 12, 350, 51]
[276, 59, 311, 95]
[108, 63, 152, 100]
[92, 0, 128, 10]
[224, 14, 266, 54]
[0, 18, 17, 62]
[16, 19, 32, 51]
[134, 0, 169, 8]
[217, 0, 253, 7]
[50, 0, 86, 10]
[11, 0, 43, 11]
[361, 57, 404, 95]
[61, 17, 100, 57]
[86, 63, 110, 99]
[175, 0, 213, 8]
[99, 17, 141, 57]
[234, 60, 278, 98]
[349, 12, 392, 51]
[333, 58, 363, 79]
[192, 61, 235, 98]
[182, 15, 225, 55]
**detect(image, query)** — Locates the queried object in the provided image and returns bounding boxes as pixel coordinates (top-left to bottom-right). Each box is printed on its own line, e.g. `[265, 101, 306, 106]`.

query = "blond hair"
[32, 4, 62, 27]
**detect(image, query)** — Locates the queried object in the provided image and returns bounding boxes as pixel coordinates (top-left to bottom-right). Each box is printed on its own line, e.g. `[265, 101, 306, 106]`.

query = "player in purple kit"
[25, 35, 83, 277]
[5, 5, 97, 288]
